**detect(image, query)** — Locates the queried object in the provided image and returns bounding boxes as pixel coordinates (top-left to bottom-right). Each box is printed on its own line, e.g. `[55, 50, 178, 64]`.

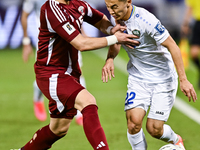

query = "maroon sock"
[81, 105, 109, 150]
[21, 125, 64, 150]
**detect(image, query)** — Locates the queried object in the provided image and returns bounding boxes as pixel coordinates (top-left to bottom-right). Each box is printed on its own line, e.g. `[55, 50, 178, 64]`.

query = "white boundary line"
[92, 50, 200, 125]
[174, 97, 200, 124]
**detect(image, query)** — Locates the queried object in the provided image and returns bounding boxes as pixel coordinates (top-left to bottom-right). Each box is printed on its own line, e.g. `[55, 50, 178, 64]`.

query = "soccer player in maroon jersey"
[16, 0, 139, 150]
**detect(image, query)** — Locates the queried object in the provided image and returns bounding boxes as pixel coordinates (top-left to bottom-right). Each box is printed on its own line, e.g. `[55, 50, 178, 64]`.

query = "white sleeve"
[22, 0, 35, 14]
[145, 11, 169, 44]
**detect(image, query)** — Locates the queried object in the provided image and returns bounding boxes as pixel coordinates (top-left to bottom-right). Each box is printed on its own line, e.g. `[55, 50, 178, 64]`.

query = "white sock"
[160, 124, 178, 144]
[127, 128, 147, 150]
[33, 80, 43, 102]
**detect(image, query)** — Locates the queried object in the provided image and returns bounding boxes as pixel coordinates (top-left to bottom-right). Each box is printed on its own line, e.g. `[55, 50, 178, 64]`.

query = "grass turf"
[0, 48, 199, 150]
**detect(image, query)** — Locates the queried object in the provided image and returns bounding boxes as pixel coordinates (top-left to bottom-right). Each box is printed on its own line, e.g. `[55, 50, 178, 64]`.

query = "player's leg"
[21, 118, 72, 150]
[75, 75, 86, 125]
[146, 119, 177, 143]
[125, 78, 150, 150]
[126, 108, 147, 150]
[75, 51, 86, 125]
[75, 89, 109, 150]
[146, 79, 185, 149]
[33, 80, 47, 121]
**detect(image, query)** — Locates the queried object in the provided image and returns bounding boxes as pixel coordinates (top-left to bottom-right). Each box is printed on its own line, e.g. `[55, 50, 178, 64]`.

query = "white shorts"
[124, 76, 178, 121]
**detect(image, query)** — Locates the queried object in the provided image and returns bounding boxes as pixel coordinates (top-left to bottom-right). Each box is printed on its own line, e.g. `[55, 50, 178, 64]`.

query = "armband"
[22, 37, 31, 45]
[105, 26, 113, 35]
[105, 35, 118, 46]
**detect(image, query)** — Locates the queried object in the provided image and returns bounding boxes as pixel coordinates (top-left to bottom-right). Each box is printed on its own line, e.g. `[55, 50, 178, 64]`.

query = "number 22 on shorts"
[125, 92, 136, 106]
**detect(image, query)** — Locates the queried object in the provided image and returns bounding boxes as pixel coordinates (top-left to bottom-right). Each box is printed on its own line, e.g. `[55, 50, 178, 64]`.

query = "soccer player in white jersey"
[102, 0, 197, 150]
[21, 0, 85, 124]
[21, 0, 48, 121]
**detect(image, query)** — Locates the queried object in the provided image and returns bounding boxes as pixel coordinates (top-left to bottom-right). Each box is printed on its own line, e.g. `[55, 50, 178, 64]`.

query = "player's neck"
[122, 5, 133, 21]
[56, 0, 70, 5]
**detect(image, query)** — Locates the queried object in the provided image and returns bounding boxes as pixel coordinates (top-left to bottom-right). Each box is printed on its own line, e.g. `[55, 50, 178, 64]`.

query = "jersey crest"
[132, 29, 140, 37]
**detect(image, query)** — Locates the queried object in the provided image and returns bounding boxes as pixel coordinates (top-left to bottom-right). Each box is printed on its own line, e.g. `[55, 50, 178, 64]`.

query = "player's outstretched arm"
[102, 44, 121, 83]
[70, 31, 139, 52]
[161, 36, 197, 102]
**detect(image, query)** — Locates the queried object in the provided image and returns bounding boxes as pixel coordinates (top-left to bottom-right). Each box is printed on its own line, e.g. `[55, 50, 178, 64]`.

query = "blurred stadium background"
[0, 0, 187, 48]
[0, 0, 200, 149]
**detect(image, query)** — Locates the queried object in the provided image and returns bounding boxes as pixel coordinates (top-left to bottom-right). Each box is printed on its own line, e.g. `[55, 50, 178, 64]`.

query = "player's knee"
[51, 125, 69, 136]
[75, 89, 97, 111]
[146, 122, 163, 139]
[127, 119, 142, 134]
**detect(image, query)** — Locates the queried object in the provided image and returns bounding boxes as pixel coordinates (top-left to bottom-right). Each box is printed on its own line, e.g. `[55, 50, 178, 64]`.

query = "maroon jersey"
[34, 0, 104, 79]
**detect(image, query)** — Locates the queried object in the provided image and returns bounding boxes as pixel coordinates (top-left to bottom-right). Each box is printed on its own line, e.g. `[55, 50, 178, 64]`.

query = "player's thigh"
[36, 73, 84, 119]
[125, 78, 151, 112]
[147, 79, 178, 122]
[50, 117, 72, 136]
[75, 89, 96, 111]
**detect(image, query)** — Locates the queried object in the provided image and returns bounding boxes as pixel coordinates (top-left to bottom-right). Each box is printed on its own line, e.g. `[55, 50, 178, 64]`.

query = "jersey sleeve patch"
[62, 22, 76, 35]
[155, 22, 165, 35]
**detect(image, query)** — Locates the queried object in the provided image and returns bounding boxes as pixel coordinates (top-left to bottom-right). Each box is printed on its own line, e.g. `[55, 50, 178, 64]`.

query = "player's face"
[105, 0, 132, 21]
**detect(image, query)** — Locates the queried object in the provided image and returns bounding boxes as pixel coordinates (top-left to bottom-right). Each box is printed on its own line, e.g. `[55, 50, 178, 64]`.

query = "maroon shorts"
[36, 73, 85, 119]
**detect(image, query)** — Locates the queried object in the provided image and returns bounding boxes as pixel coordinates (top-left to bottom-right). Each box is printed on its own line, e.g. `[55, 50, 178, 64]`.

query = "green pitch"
[0, 48, 199, 150]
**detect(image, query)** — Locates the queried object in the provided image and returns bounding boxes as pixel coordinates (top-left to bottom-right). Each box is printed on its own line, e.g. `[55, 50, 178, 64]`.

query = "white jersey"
[113, 5, 178, 83]
[22, 0, 46, 25]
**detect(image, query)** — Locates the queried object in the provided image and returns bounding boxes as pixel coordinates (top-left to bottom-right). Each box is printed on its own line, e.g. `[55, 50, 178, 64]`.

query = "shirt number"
[125, 92, 136, 106]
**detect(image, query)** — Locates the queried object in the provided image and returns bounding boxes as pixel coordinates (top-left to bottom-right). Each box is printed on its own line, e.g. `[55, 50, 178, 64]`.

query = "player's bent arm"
[162, 36, 189, 82]
[102, 44, 121, 83]
[106, 44, 121, 61]
[161, 36, 197, 102]
[161, 36, 187, 82]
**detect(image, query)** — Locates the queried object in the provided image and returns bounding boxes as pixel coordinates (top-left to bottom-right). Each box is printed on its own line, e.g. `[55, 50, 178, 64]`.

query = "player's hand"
[179, 79, 197, 102]
[110, 24, 127, 34]
[22, 44, 34, 63]
[102, 58, 115, 83]
[114, 31, 140, 48]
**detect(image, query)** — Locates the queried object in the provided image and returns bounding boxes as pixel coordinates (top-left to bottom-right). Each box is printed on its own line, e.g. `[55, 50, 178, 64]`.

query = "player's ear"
[127, 0, 132, 8]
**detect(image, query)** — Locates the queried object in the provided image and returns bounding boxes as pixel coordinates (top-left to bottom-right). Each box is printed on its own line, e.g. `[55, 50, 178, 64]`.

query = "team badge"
[78, 6, 85, 15]
[62, 22, 76, 35]
[155, 22, 165, 34]
[132, 29, 140, 37]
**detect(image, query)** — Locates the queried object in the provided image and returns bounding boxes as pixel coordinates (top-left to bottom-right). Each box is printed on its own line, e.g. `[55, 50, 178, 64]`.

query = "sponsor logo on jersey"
[155, 111, 164, 115]
[132, 29, 140, 37]
[155, 22, 165, 34]
[62, 22, 76, 35]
